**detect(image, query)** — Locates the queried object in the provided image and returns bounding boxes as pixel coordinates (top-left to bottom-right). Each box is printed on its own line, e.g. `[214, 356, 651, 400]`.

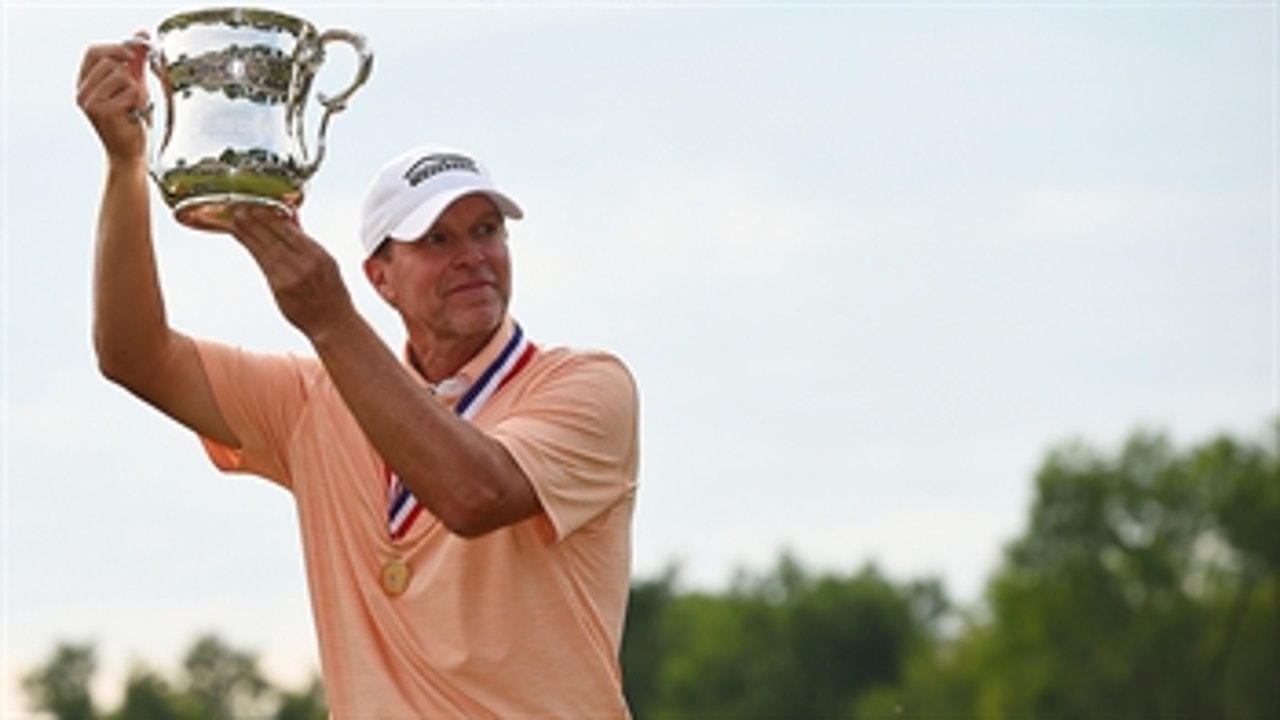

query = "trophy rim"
[158, 7, 315, 36]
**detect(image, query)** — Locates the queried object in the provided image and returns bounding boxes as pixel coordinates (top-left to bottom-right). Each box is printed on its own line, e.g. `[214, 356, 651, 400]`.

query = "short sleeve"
[489, 351, 639, 541]
[194, 340, 317, 488]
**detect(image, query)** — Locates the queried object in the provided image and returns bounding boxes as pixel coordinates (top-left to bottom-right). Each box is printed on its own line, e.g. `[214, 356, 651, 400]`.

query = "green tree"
[181, 634, 274, 719]
[881, 421, 1279, 720]
[21, 641, 99, 720]
[651, 585, 797, 719]
[110, 665, 202, 720]
[622, 564, 681, 719]
[23, 634, 324, 720]
[272, 675, 328, 720]
[785, 565, 935, 718]
[1191, 429, 1280, 718]
[643, 553, 942, 720]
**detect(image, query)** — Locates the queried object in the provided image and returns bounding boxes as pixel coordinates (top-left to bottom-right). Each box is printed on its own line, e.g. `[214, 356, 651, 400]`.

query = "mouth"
[446, 278, 498, 301]
[450, 278, 491, 292]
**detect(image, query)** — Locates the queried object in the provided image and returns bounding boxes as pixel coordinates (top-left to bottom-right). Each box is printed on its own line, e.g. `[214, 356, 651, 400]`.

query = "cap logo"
[403, 153, 480, 187]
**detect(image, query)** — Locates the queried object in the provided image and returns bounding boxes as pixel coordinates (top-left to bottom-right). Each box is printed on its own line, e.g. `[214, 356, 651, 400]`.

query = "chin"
[452, 304, 505, 336]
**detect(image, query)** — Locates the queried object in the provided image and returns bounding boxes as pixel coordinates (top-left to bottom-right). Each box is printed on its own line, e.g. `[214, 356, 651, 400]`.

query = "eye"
[474, 216, 507, 240]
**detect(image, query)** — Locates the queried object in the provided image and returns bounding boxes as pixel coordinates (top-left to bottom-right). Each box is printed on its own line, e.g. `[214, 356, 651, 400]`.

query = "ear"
[363, 256, 395, 304]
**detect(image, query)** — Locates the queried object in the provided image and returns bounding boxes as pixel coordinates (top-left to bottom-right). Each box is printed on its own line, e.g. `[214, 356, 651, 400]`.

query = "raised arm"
[225, 207, 540, 537]
[78, 39, 236, 447]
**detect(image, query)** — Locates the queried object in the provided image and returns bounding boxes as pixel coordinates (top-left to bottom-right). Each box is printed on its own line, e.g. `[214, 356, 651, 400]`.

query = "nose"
[453, 236, 488, 268]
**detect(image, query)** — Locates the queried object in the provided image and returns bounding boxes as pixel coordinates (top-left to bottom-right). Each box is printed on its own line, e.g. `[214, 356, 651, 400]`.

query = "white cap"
[359, 146, 523, 257]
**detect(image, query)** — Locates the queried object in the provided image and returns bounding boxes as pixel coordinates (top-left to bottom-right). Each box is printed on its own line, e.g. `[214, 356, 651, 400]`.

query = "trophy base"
[173, 194, 298, 233]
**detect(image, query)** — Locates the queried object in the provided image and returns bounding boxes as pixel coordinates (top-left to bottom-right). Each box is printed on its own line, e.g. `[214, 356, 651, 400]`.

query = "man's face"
[364, 193, 512, 343]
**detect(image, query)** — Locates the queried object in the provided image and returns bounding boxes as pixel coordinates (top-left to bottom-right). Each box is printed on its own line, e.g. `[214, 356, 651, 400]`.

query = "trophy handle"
[123, 34, 170, 187]
[301, 29, 374, 178]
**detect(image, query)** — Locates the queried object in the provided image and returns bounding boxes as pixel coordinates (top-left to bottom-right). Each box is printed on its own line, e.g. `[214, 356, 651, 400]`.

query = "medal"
[380, 557, 411, 596]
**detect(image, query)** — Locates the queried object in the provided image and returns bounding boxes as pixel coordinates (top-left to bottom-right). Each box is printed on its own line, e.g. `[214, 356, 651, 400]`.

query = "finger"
[124, 33, 151, 82]
[77, 50, 142, 113]
[77, 52, 121, 103]
[78, 68, 135, 114]
[77, 43, 132, 83]
[229, 206, 308, 267]
[78, 82, 147, 142]
[227, 206, 282, 259]
[259, 207, 307, 251]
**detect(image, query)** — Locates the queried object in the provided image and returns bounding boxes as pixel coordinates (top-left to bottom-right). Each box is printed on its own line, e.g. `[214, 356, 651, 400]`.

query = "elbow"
[439, 492, 504, 539]
[411, 446, 538, 539]
[444, 520, 490, 540]
[93, 327, 160, 393]
[439, 472, 533, 539]
[94, 337, 133, 388]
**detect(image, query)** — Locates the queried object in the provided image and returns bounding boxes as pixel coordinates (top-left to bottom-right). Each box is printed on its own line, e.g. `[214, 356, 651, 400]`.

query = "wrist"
[105, 153, 150, 182]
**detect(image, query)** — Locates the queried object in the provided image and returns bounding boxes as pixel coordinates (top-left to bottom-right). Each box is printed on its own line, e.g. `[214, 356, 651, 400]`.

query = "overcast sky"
[3, 0, 1275, 713]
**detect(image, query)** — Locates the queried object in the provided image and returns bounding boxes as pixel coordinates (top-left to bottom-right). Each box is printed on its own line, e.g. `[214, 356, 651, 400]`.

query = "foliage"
[21, 643, 98, 720]
[622, 553, 952, 720]
[861, 420, 1279, 720]
[22, 634, 325, 720]
[181, 635, 274, 719]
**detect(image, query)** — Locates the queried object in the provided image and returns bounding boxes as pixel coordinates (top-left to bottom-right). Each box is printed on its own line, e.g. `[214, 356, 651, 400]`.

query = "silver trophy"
[141, 7, 373, 231]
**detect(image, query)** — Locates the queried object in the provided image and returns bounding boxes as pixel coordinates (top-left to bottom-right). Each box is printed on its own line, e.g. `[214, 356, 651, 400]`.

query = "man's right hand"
[76, 36, 151, 163]
[81, 35, 241, 451]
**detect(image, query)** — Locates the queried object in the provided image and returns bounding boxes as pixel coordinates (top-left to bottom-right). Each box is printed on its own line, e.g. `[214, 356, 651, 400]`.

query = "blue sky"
[3, 0, 1274, 712]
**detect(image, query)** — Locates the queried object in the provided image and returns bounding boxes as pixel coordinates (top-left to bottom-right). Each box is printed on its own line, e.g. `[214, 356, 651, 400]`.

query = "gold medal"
[380, 557, 411, 596]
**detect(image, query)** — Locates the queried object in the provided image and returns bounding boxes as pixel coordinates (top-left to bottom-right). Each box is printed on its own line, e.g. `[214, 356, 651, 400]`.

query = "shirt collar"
[402, 315, 516, 401]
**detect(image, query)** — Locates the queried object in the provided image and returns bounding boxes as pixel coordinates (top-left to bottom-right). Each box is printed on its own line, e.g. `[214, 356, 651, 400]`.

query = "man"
[77, 38, 639, 718]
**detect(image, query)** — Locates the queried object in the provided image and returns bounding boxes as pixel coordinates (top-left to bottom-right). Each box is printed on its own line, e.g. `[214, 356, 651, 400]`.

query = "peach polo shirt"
[194, 318, 638, 718]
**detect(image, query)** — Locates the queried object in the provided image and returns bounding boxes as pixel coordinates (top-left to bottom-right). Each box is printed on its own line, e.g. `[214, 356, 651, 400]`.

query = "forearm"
[91, 157, 172, 385]
[222, 206, 537, 535]
[310, 316, 530, 537]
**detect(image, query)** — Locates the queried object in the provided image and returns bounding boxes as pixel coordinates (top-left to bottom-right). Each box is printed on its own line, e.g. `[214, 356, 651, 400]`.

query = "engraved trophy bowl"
[145, 7, 373, 232]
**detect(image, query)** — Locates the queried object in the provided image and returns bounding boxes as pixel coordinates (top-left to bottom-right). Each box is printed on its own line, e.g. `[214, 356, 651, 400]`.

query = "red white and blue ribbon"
[386, 323, 536, 540]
